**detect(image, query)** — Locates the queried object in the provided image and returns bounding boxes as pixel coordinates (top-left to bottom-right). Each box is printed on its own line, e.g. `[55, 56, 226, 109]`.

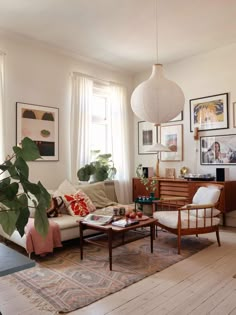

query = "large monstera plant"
[0, 137, 51, 238]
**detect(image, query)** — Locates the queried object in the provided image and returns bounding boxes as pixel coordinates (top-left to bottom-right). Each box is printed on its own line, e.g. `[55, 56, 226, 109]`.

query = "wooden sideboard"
[132, 177, 236, 214]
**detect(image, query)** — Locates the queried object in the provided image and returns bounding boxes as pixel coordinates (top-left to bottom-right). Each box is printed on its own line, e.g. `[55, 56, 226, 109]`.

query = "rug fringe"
[7, 276, 58, 314]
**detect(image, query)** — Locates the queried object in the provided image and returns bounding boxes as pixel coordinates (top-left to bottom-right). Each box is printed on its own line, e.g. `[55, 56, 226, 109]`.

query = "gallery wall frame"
[16, 102, 59, 161]
[169, 111, 183, 122]
[138, 121, 158, 154]
[233, 102, 236, 128]
[200, 134, 236, 165]
[160, 124, 183, 161]
[189, 93, 229, 132]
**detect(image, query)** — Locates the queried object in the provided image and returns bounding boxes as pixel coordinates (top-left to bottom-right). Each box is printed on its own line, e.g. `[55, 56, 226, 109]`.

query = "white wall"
[0, 32, 133, 189]
[133, 43, 236, 181]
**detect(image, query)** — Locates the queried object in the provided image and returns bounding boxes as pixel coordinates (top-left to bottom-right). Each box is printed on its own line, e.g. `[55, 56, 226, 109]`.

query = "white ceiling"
[1, 0, 236, 73]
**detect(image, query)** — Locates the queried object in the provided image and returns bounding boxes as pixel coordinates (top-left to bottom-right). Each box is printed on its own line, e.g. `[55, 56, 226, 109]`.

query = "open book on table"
[82, 213, 114, 226]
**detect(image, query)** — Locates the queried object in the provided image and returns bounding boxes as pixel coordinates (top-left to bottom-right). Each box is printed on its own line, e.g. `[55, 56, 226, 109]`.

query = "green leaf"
[0, 210, 20, 236]
[22, 182, 40, 195]
[0, 177, 10, 189]
[0, 164, 9, 171]
[14, 157, 29, 179]
[13, 137, 41, 161]
[34, 182, 50, 237]
[4, 182, 19, 200]
[16, 206, 30, 237]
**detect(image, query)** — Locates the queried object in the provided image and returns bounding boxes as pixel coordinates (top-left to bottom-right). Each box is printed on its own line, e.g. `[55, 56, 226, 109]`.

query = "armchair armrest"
[181, 203, 215, 210]
[152, 196, 188, 212]
[153, 197, 188, 203]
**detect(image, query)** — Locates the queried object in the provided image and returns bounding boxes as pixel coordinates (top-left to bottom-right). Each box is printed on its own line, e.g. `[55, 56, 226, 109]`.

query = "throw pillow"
[78, 182, 117, 208]
[46, 196, 64, 218]
[64, 192, 90, 216]
[53, 179, 77, 197]
[192, 187, 220, 205]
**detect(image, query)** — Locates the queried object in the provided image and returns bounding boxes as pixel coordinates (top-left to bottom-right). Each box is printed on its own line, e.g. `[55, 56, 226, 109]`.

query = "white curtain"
[70, 74, 93, 184]
[109, 85, 132, 204]
[0, 52, 5, 163]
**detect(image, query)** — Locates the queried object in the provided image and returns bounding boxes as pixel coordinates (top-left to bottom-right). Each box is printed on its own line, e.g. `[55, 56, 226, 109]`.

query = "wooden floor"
[1, 227, 236, 315]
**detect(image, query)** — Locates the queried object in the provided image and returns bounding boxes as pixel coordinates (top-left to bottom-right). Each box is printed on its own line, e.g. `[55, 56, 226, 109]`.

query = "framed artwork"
[16, 102, 59, 161]
[165, 168, 175, 179]
[190, 93, 228, 132]
[169, 111, 183, 122]
[233, 102, 236, 128]
[200, 134, 236, 165]
[138, 121, 158, 154]
[160, 124, 183, 161]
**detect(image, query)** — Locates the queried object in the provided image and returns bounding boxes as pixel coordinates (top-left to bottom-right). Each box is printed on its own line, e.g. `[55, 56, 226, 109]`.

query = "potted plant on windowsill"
[77, 153, 116, 182]
[0, 137, 51, 238]
[136, 164, 158, 199]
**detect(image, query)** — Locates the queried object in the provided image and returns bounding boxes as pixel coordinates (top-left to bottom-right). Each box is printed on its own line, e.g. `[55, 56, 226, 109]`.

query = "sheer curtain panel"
[110, 85, 132, 204]
[0, 52, 5, 163]
[70, 74, 93, 184]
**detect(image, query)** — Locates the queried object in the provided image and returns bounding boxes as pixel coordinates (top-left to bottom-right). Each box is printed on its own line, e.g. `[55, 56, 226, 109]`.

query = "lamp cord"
[155, 0, 159, 64]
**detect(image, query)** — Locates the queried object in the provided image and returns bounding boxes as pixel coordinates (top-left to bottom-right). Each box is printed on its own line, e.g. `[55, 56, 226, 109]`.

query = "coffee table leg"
[108, 228, 112, 270]
[150, 223, 154, 253]
[80, 221, 83, 260]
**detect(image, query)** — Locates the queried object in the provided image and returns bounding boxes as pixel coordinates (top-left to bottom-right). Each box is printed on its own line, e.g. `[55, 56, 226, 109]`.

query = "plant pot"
[150, 192, 155, 199]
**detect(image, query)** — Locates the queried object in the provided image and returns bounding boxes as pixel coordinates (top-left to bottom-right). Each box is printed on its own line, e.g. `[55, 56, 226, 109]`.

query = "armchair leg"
[177, 234, 181, 255]
[216, 229, 221, 247]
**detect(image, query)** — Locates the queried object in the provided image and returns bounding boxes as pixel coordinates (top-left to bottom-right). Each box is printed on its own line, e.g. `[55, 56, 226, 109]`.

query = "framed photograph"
[169, 111, 183, 122]
[16, 102, 59, 161]
[200, 134, 236, 165]
[165, 168, 175, 179]
[190, 93, 228, 132]
[138, 121, 158, 154]
[233, 102, 236, 128]
[160, 124, 183, 161]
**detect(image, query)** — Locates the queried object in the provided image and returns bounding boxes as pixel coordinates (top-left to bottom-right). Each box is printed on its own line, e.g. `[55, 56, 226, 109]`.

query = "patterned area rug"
[5, 231, 213, 314]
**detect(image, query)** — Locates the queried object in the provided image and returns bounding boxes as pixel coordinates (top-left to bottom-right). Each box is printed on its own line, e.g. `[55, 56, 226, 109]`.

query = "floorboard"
[0, 227, 236, 315]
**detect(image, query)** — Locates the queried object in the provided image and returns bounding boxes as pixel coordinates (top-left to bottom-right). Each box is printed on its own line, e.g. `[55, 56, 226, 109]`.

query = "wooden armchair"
[152, 184, 223, 254]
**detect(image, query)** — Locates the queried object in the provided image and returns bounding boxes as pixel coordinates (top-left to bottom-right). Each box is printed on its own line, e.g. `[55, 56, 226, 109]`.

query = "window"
[90, 84, 111, 160]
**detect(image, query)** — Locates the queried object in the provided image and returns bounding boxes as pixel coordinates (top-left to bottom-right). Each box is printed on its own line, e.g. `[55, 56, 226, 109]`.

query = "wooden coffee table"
[79, 217, 157, 270]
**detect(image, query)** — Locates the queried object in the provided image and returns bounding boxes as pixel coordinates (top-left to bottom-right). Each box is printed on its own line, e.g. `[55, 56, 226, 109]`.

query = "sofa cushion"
[50, 214, 81, 230]
[78, 182, 117, 208]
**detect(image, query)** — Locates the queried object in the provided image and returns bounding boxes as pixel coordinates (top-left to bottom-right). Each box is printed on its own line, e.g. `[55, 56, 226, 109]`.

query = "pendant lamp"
[131, 1, 185, 124]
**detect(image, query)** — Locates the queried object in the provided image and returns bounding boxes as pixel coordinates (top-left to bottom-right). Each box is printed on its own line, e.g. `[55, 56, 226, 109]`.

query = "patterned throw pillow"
[46, 196, 64, 218]
[64, 190, 95, 216]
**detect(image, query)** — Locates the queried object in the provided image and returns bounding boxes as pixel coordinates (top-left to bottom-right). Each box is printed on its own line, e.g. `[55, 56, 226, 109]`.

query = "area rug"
[5, 231, 213, 314]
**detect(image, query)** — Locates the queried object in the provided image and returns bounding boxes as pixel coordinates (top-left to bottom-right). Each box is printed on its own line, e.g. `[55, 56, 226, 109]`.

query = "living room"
[1, 1, 236, 314]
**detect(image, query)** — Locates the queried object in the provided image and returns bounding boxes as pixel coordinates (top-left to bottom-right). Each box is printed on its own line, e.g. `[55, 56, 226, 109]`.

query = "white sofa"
[0, 180, 119, 253]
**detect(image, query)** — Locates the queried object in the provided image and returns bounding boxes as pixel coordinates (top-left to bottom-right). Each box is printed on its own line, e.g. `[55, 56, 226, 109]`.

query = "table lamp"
[147, 143, 171, 177]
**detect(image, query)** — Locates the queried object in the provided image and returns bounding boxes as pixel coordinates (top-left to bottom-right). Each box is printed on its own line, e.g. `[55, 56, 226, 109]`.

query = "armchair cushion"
[153, 211, 220, 229]
[192, 187, 220, 205]
[183, 203, 221, 218]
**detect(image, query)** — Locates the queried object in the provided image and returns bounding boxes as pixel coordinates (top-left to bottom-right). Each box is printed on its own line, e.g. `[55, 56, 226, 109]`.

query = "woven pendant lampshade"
[131, 64, 185, 124]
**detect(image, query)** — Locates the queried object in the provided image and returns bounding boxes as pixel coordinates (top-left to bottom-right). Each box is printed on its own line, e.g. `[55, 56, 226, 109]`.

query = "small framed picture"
[138, 121, 158, 154]
[190, 93, 229, 132]
[233, 102, 236, 127]
[169, 111, 183, 122]
[160, 124, 183, 161]
[165, 168, 175, 179]
[200, 134, 236, 165]
[16, 102, 59, 161]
